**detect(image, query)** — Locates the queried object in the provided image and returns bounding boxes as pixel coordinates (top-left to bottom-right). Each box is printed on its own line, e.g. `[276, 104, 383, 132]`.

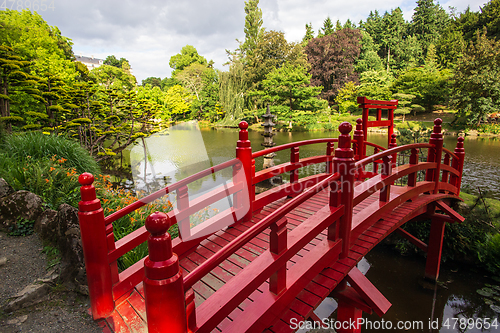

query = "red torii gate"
[77, 98, 465, 333]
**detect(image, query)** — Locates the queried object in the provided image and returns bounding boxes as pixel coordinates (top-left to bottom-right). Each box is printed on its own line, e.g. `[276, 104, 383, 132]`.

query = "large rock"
[0, 190, 44, 230]
[0, 178, 14, 199]
[34, 209, 58, 241]
[56, 204, 88, 294]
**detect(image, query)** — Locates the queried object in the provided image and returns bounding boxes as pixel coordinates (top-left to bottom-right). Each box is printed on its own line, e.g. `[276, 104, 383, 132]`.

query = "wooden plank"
[116, 300, 147, 333]
[346, 266, 391, 317]
[105, 309, 131, 333]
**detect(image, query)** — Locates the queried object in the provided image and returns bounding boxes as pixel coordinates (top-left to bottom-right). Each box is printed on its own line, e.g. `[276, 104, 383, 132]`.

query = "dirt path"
[0, 231, 102, 333]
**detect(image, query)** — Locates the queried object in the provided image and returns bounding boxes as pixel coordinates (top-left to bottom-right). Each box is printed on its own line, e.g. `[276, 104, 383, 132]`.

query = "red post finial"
[337, 122, 353, 157]
[452, 137, 465, 195]
[353, 118, 365, 161]
[144, 211, 187, 333]
[433, 118, 443, 135]
[78, 172, 94, 186]
[236, 120, 254, 221]
[390, 133, 397, 147]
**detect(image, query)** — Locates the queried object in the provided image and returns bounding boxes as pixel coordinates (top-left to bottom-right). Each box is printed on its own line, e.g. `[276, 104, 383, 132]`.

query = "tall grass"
[0, 132, 100, 209]
[1, 132, 100, 175]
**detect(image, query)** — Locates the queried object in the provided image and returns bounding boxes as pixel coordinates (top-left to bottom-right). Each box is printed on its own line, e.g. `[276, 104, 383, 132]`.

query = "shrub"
[1, 132, 100, 175]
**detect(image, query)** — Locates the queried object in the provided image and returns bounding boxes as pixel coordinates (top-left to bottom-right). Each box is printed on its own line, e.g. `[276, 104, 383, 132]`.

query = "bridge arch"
[77, 98, 465, 333]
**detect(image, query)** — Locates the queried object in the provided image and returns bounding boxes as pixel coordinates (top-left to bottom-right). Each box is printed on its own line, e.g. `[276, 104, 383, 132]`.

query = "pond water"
[115, 121, 500, 332]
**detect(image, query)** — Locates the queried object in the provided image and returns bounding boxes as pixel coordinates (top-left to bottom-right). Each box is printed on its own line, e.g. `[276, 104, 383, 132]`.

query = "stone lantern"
[261, 105, 276, 169]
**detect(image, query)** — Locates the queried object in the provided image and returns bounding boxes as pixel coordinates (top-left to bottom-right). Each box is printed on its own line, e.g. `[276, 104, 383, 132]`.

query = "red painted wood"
[436, 200, 465, 223]
[425, 216, 446, 281]
[78, 173, 115, 320]
[346, 267, 391, 317]
[143, 212, 187, 333]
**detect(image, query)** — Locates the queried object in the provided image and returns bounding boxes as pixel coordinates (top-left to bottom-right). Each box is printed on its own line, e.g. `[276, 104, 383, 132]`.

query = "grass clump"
[0, 132, 100, 209]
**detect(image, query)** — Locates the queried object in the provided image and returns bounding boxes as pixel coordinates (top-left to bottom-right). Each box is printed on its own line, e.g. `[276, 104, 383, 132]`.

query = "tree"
[165, 85, 194, 119]
[240, 0, 265, 57]
[302, 23, 315, 46]
[452, 29, 500, 125]
[355, 30, 384, 73]
[219, 59, 246, 126]
[259, 64, 323, 119]
[169, 45, 208, 76]
[104, 55, 130, 69]
[142, 77, 162, 88]
[305, 28, 362, 105]
[335, 81, 359, 114]
[391, 64, 452, 111]
[90, 64, 136, 91]
[392, 93, 417, 122]
[245, 30, 308, 105]
[358, 70, 394, 100]
[175, 63, 220, 119]
[453, 0, 500, 42]
[410, 0, 450, 57]
[318, 17, 335, 37]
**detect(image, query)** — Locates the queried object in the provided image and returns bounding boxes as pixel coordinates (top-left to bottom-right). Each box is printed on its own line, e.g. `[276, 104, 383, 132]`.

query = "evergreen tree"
[241, 0, 265, 57]
[302, 23, 315, 46]
[410, 0, 450, 57]
[318, 17, 334, 37]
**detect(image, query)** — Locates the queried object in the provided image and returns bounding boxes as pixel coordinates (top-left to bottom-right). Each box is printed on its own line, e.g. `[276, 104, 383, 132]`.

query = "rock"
[454, 201, 470, 215]
[0, 190, 44, 230]
[4, 282, 50, 312]
[56, 204, 87, 293]
[0, 256, 7, 267]
[34, 209, 58, 241]
[6, 314, 28, 325]
[0, 178, 14, 199]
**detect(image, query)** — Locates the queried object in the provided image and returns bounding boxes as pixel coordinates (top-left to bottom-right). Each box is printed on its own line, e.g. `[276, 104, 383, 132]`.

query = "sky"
[31, 0, 489, 83]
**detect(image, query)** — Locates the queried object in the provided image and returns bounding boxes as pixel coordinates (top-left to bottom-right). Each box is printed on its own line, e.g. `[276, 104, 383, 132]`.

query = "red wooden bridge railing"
[78, 110, 465, 332]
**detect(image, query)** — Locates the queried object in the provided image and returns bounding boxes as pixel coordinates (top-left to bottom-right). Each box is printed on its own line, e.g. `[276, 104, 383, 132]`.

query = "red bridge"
[78, 98, 465, 333]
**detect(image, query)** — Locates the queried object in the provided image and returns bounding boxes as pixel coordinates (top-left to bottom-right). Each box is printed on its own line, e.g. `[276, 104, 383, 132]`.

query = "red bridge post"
[426, 118, 443, 193]
[334, 122, 355, 258]
[144, 212, 187, 333]
[389, 133, 398, 167]
[236, 121, 254, 221]
[451, 137, 465, 195]
[78, 173, 114, 319]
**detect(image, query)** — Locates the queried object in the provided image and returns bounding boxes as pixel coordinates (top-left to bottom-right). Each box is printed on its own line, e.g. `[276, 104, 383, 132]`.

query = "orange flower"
[49, 167, 55, 172]
[45, 179, 50, 183]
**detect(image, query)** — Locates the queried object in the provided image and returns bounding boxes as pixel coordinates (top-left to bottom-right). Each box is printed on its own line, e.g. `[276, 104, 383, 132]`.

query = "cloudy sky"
[34, 0, 488, 83]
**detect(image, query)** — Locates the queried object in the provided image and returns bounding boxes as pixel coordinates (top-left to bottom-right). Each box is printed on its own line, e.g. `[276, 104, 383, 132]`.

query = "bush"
[1, 132, 100, 175]
[0, 132, 100, 209]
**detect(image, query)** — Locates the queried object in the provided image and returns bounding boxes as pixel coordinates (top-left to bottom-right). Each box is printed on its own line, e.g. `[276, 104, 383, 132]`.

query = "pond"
[112, 121, 500, 332]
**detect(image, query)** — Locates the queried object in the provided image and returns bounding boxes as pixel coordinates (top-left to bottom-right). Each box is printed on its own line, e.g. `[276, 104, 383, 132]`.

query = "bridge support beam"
[424, 216, 446, 281]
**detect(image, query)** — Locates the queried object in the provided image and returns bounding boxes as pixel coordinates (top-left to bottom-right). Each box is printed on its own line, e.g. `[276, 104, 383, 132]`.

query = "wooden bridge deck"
[96, 183, 455, 333]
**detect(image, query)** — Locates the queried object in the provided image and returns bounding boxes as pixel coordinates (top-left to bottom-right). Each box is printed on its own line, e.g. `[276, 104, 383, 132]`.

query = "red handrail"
[252, 138, 338, 158]
[105, 158, 240, 224]
[183, 172, 340, 290]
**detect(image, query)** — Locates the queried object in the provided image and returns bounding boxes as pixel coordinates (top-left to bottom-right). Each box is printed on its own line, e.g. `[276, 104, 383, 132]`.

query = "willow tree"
[219, 60, 246, 126]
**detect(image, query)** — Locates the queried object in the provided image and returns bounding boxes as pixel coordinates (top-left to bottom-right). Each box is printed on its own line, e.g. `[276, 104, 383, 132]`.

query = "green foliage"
[95, 175, 176, 270]
[396, 122, 431, 144]
[8, 217, 35, 236]
[334, 82, 359, 114]
[42, 244, 61, 269]
[410, 0, 450, 57]
[165, 85, 194, 119]
[245, 30, 308, 102]
[451, 29, 500, 125]
[169, 45, 208, 76]
[240, 0, 265, 57]
[357, 70, 394, 100]
[391, 65, 452, 111]
[1, 131, 99, 174]
[257, 64, 324, 123]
